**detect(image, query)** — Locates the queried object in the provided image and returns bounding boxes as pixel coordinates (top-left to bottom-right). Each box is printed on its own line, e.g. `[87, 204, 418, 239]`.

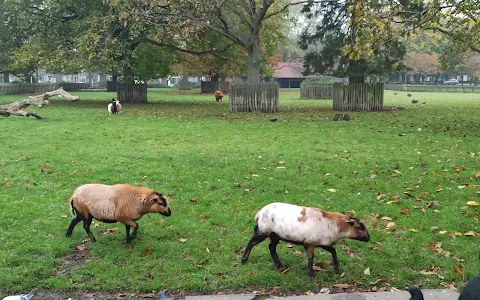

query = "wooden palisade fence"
[117, 82, 147, 103]
[333, 83, 384, 111]
[300, 83, 333, 99]
[230, 82, 279, 113]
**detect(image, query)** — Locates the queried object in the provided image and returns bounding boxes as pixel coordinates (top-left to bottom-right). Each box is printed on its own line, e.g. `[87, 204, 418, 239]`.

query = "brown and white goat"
[214, 90, 224, 102]
[65, 184, 171, 243]
[241, 202, 370, 277]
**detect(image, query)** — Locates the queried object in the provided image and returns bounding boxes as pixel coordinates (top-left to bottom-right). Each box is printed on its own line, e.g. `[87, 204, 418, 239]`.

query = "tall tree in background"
[108, 0, 292, 83]
[299, 0, 411, 82]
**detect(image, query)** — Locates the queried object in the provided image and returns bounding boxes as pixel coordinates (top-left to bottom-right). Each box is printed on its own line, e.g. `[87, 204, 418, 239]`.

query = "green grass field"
[0, 88, 479, 296]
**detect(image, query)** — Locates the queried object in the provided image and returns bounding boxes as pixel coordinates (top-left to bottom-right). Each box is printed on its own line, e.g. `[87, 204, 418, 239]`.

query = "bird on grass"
[157, 289, 171, 300]
[411, 100, 419, 104]
[2, 290, 37, 300]
[394, 92, 398, 95]
[407, 93, 412, 97]
[270, 118, 278, 122]
[406, 288, 424, 300]
[422, 102, 426, 104]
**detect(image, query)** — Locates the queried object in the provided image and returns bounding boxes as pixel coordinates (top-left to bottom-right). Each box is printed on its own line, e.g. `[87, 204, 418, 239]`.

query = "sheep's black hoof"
[333, 267, 341, 274]
[308, 271, 316, 278]
[240, 258, 247, 264]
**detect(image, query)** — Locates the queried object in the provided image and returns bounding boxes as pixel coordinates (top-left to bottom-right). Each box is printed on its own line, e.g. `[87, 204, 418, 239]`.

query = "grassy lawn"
[0, 88, 478, 295]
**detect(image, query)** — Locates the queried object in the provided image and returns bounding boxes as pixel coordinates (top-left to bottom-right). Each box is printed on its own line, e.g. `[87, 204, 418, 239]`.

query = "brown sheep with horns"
[65, 184, 171, 243]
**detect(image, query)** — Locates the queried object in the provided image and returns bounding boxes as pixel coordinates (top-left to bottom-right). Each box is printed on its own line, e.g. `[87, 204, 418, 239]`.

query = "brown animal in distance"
[214, 90, 224, 102]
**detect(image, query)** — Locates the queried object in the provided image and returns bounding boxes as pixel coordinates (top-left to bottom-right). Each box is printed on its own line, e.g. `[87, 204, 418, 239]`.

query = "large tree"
[107, 0, 294, 83]
[299, 0, 425, 82]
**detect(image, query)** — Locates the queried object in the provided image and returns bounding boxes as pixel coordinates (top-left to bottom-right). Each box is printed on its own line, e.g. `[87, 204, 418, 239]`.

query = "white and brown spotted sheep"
[65, 184, 171, 243]
[241, 202, 370, 277]
[108, 98, 122, 115]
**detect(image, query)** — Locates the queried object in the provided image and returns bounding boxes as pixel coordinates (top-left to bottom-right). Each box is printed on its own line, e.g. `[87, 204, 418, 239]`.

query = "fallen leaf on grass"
[102, 228, 118, 235]
[327, 189, 337, 193]
[206, 247, 210, 253]
[400, 208, 410, 214]
[195, 259, 209, 267]
[142, 248, 153, 257]
[369, 278, 387, 285]
[313, 260, 332, 269]
[454, 232, 463, 237]
[386, 200, 398, 205]
[364, 267, 371, 275]
[381, 216, 393, 221]
[463, 231, 476, 236]
[454, 266, 463, 274]
[408, 228, 419, 233]
[404, 192, 414, 197]
[178, 238, 188, 243]
[466, 201, 479, 206]
[420, 268, 444, 279]
[384, 222, 396, 229]
[76, 244, 87, 251]
[440, 282, 458, 292]
[134, 293, 155, 298]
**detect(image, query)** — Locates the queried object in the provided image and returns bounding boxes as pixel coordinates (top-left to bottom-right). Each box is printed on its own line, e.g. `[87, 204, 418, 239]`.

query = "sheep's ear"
[346, 219, 355, 225]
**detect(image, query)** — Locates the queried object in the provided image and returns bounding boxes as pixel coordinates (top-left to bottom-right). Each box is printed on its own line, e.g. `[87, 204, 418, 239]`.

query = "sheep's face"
[146, 192, 171, 216]
[346, 218, 370, 242]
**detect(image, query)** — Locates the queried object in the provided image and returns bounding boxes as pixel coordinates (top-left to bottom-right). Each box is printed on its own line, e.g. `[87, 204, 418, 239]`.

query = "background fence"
[300, 83, 333, 99]
[201, 81, 231, 94]
[230, 83, 279, 113]
[0, 83, 89, 95]
[385, 84, 480, 93]
[333, 83, 384, 111]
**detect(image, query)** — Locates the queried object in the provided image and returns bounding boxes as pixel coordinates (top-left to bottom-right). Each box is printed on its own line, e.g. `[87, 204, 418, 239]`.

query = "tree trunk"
[0, 87, 79, 119]
[247, 32, 261, 83]
[123, 65, 135, 84]
[348, 75, 365, 83]
[3, 72, 9, 83]
[54, 74, 62, 84]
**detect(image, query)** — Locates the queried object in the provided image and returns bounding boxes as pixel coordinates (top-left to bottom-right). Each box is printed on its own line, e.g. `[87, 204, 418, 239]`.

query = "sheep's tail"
[69, 197, 76, 217]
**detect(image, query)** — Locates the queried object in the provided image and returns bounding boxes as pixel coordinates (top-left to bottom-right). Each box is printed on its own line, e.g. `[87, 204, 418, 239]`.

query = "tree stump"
[0, 87, 80, 119]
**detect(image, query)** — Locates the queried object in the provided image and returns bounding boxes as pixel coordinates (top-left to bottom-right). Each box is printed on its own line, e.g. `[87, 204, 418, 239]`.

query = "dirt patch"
[52, 243, 90, 277]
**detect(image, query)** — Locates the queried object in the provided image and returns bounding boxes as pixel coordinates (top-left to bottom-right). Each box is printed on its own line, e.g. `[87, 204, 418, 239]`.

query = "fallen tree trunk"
[0, 87, 80, 119]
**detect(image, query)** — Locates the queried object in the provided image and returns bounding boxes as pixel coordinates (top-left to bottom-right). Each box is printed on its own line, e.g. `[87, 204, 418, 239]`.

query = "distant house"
[273, 61, 305, 88]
